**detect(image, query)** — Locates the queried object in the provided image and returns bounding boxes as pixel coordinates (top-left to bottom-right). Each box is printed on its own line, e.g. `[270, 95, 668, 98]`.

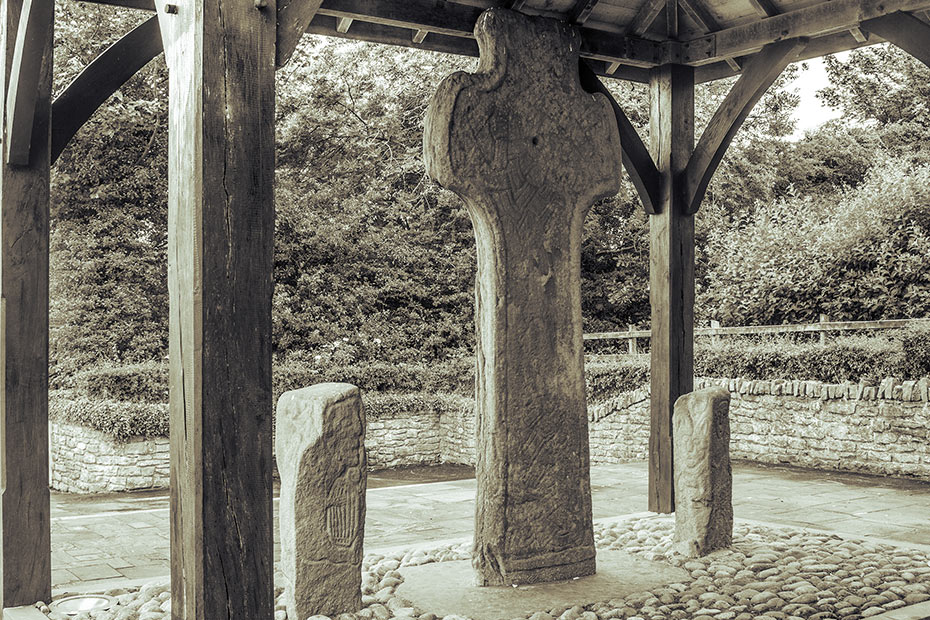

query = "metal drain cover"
[50, 594, 116, 615]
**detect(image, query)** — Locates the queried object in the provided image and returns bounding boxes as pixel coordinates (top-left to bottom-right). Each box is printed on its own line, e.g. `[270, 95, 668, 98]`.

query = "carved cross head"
[424, 9, 622, 223]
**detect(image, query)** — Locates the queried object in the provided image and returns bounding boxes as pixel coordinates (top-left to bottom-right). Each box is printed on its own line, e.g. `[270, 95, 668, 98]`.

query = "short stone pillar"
[276, 383, 367, 618]
[673, 387, 733, 557]
[424, 9, 622, 585]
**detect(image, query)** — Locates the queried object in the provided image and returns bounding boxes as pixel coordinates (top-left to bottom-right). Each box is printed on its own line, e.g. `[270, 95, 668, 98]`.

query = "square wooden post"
[156, 0, 275, 616]
[0, 0, 52, 607]
[648, 63, 694, 514]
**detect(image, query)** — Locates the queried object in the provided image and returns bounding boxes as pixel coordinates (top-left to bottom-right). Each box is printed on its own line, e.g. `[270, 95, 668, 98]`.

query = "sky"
[788, 55, 846, 139]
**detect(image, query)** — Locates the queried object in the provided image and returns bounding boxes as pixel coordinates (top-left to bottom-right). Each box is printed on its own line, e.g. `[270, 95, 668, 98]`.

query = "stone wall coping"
[694, 376, 930, 403]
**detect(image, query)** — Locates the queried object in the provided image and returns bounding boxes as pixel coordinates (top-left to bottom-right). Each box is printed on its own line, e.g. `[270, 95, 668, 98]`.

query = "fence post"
[710, 319, 720, 346]
[819, 314, 828, 345]
[628, 324, 636, 355]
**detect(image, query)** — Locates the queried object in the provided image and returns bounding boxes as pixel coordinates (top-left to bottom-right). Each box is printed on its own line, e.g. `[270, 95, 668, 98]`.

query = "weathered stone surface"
[276, 383, 367, 618]
[673, 387, 733, 556]
[424, 8, 622, 586]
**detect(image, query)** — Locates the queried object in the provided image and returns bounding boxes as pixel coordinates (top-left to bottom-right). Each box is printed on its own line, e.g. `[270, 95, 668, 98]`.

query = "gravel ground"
[36, 516, 930, 620]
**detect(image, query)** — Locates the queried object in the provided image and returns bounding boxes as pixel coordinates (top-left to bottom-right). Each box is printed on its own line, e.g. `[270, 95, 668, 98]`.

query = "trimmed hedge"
[74, 362, 168, 403]
[58, 327, 930, 439]
[50, 389, 168, 440]
[364, 392, 472, 420]
[694, 331, 929, 384]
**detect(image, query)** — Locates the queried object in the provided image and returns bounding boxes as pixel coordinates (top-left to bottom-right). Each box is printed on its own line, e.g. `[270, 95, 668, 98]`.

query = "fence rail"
[584, 316, 930, 353]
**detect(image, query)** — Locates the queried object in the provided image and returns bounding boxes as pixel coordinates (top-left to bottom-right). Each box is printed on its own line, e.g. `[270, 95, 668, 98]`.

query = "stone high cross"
[424, 8, 622, 586]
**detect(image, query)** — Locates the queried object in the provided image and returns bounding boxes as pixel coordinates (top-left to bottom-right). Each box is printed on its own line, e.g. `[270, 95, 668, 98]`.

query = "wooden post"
[648, 64, 694, 514]
[156, 0, 275, 615]
[0, 0, 51, 607]
[710, 319, 721, 346]
[819, 313, 828, 345]
[628, 324, 637, 355]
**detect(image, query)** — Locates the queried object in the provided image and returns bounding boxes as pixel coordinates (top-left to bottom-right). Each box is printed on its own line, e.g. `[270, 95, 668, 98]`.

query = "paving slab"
[46, 460, 930, 592]
[396, 551, 689, 620]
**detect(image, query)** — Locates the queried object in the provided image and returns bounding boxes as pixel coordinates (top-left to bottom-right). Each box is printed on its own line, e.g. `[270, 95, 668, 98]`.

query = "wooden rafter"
[683, 37, 807, 213]
[5, 0, 54, 165]
[861, 11, 930, 68]
[849, 26, 867, 42]
[627, 0, 665, 36]
[667, 0, 678, 38]
[51, 16, 162, 164]
[746, 0, 778, 17]
[679, 0, 740, 70]
[336, 16, 353, 32]
[579, 60, 660, 213]
[276, 0, 324, 67]
[569, 0, 600, 25]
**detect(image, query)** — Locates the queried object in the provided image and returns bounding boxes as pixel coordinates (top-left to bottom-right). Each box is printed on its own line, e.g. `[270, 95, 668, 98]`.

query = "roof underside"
[302, 0, 930, 82]
[93, 0, 930, 82]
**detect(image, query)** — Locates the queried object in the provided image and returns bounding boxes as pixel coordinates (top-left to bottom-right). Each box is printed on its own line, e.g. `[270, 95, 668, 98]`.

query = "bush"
[363, 392, 471, 420]
[74, 361, 168, 403]
[585, 358, 650, 403]
[50, 390, 168, 440]
[694, 332, 924, 383]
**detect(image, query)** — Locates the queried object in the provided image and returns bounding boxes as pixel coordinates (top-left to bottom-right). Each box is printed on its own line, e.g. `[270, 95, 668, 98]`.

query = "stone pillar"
[276, 383, 367, 618]
[673, 387, 732, 557]
[424, 8, 622, 586]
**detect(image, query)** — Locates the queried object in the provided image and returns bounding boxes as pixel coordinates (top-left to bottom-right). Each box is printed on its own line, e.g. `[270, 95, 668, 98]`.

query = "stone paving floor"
[50, 461, 930, 594]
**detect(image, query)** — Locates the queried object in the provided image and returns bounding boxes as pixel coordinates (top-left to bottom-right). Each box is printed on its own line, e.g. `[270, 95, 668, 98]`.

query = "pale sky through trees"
[789, 54, 846, 138]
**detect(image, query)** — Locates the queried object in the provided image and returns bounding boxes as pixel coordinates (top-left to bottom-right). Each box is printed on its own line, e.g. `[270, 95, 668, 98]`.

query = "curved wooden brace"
[579, 60, 660, 213]
[682, 37, 806, 214]
[861, 11, 930, 69]
[276, 0, 324, 67]
[51, 16, 163, 164]
[6, 0, 55, 165]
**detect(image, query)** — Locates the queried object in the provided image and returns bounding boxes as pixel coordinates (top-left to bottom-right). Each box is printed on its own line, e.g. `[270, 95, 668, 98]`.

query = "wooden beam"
[0, 0, 51, 607]
[307, 15, 480, 57]
[412, 28, 427, 43]
[684, 38, 804, 213]
[276, 0, 323, 67]
[648, 63, 694, 515]
[509, 0, 527, 10]
[579, 60, 660, 213]
[862, 11, 930, 68]
[695, 28, 877, 83]
[4, 0, 53, 165]
[681, 0, 930, 64]
[678, 0, 741, 72]
[156, 0, 275, 614]
[569, 0, 599, 24]
[746, 0, 778, 17]
[51, 16, 162, 164]
[335, 16, 353, 32]
[628, 0, 665, 35]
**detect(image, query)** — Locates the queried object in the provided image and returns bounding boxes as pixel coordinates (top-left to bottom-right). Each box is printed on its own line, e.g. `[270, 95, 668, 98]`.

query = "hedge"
[50, 389, 169, 440]
[58, 327, 930, 438]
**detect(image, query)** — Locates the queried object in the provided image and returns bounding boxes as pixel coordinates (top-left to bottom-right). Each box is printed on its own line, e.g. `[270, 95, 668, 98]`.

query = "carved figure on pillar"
[423, 8, 622, 586]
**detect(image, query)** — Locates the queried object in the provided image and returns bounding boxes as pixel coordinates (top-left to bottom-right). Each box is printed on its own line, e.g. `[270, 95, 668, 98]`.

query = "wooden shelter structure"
[1, 0, 929, 616]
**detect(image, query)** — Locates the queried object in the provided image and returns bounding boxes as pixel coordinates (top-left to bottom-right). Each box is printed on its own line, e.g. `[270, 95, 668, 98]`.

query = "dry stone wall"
[49, 376, 930, 493]
[50, 421, 170, 493]
[587, 377, 930, 480]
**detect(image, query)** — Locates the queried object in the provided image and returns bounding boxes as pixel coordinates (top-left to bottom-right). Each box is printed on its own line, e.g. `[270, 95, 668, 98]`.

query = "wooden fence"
[584, 316, 930, 354]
